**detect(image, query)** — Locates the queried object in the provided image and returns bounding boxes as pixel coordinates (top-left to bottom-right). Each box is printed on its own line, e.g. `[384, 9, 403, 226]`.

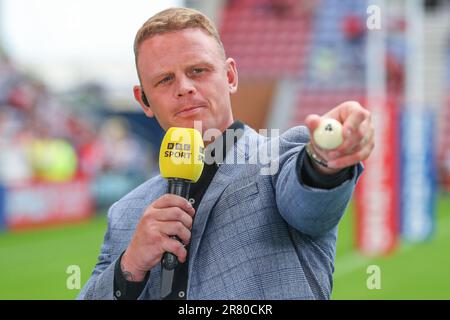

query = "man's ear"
[226, 58, 238, 94]
[133, 85, 154, 118]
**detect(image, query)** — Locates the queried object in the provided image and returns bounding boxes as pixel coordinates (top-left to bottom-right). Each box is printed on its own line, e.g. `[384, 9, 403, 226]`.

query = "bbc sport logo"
[167, 143, 191, 151]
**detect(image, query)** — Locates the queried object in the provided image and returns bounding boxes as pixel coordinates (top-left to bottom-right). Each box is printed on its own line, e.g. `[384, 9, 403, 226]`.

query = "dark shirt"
[113, 121, 352, 300]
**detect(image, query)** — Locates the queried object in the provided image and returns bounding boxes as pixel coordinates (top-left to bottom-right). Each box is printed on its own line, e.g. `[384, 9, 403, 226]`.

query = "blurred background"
[0, 0, 449, 299]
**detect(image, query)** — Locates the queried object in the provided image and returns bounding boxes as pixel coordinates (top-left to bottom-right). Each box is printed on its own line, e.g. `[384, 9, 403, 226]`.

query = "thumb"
[304, 114, 322, 135]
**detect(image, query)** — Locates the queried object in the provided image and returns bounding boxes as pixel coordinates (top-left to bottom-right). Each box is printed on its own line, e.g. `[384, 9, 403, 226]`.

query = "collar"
[204, 120, 245, 166]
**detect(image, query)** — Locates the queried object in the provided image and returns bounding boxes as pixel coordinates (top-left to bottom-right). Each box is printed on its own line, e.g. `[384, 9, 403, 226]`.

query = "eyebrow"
[187, 61, 216, 70]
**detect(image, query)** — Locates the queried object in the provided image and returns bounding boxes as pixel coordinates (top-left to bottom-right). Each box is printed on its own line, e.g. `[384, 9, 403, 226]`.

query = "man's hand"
[121, 194, 195, 282]
[305, 101, 375, 175]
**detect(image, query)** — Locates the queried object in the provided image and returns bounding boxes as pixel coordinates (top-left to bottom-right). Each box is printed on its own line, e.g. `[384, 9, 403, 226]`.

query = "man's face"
[134, 28, 238, 135]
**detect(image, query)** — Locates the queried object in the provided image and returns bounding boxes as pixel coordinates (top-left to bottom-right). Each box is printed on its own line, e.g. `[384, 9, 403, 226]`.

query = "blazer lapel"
[187, 126, 258, 283]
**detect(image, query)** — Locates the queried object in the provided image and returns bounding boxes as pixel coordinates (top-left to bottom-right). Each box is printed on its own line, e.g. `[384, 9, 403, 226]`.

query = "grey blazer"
[78, 125, 362, 300]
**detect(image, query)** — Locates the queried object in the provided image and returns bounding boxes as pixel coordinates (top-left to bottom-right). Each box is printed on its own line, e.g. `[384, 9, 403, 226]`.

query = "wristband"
[305, 142, 328, 168]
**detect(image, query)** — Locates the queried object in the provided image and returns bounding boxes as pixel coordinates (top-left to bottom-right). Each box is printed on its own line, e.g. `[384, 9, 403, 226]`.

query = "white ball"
[313, 118, 343, 150]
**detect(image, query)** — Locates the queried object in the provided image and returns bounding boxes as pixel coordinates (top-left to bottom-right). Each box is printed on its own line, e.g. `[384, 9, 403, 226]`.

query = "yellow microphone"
[159, 127, 204, 298]
[159, 127, 204, 185]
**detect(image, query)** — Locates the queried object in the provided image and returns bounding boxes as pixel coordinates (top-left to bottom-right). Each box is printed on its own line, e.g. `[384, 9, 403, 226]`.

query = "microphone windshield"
[159, 127, 204, 182]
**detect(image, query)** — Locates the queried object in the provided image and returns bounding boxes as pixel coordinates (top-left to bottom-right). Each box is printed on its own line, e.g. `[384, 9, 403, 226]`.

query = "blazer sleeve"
[272, 126, 363, 237]
[77, 203, 118, 300]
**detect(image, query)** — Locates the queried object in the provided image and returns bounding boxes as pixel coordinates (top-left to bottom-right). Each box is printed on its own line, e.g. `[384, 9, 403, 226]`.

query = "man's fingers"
[328, 123, 374, 161]
[153, 207, 194, 230]
[159, 221, 192, 246]
[334, 118, 370, 154]
[335, 100, 364, 121]
[328, 141, 375, 168]
[152, 194, 195, 216]
[357, 121, 374, 149]
[161, 238, 187, 263]
[304, 114, 322, 134]
[342, 108, 367, 138]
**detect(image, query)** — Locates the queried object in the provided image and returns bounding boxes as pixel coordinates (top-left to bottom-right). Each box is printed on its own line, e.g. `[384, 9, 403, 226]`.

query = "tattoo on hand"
[122, 271, 136, 281]
[121, 262, 135, 281]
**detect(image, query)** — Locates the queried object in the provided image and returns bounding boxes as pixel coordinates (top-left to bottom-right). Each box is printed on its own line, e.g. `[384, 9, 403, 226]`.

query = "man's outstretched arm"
[274, 101, 373, 237]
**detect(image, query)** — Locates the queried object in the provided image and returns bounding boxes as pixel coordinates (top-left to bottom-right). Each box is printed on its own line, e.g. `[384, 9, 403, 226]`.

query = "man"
[78, 7, 374, 300]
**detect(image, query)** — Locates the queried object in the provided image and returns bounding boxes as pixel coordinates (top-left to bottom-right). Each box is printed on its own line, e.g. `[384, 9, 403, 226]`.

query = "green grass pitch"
[0, 196, 449, 299]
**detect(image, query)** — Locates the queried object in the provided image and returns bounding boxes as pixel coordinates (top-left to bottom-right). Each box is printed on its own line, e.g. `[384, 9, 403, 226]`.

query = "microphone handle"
[168, 178, 191, 198]
[162, 178, 191, 270]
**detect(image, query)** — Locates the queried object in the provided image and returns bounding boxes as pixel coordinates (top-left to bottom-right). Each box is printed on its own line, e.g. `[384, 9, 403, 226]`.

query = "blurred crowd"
[0, 50, 156, 207]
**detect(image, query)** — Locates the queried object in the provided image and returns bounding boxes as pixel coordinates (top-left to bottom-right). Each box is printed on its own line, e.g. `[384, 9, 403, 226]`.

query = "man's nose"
[175, 76, 196, 97]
